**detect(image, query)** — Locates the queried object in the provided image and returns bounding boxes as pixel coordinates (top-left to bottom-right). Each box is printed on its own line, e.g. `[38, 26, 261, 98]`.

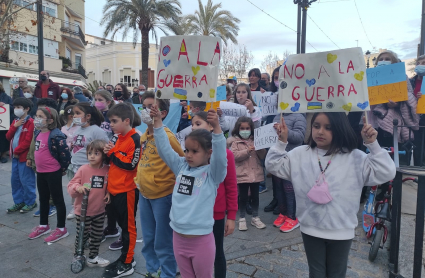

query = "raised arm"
[207, 109, 227, 185]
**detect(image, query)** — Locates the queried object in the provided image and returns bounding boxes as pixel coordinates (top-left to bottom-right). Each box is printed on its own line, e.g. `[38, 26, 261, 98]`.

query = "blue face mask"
[61, 93, 68, 99]
[415, 65, 425, 76]
[377, 60, 392, 67]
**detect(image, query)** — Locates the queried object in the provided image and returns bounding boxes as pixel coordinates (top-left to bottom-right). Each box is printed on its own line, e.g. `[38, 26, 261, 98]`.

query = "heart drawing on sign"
[291, 103, 300, 112]
[163, 59, 171, 67]
[280, 102, 289, 111]
[342, 103, 352, 112]
[306, 78, 316, 87]
[209, 89, 215, 98]
[327, 53, 337, 64]
[357, 101, 369, 110]
[192, 66, 201, 75]
[354, 71, 365, 81]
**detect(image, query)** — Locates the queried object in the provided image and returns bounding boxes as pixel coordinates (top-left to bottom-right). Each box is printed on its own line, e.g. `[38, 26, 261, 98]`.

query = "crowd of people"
[0, 49, 423, 278]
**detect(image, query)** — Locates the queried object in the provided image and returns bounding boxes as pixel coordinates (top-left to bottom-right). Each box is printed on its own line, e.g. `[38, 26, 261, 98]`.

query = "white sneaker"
[86, 256, 110, 267]
[251, 217, 266, 229]
[239, 218, 248, 231]
[67, 207, 75, 220]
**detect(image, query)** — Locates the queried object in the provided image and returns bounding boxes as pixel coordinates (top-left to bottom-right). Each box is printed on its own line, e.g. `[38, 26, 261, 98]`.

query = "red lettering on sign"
[292, 86, 300, 101]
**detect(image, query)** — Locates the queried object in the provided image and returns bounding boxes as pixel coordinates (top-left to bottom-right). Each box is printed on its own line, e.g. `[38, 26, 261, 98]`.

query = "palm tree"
[184, 0, 240, 45]
[101, 0, 182, 85]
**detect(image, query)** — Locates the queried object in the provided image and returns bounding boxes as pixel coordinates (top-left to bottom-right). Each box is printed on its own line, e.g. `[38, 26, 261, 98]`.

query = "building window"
[75, 54, 82, 69]
[11, 41, 19, 51]
[19, 42, 27, 52]
[43, 6, 56, 17]
[29, 44, 38, 54]
[9, 33, 58, 59]
[102, 70, 111, 84]
[13, 0, 35, 11]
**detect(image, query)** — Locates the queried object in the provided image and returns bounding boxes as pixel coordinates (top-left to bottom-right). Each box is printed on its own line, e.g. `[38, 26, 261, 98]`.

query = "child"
[68, 103, 109, 219]
[134, 92, 183, 278]
[271, 113, 306, 233]
[102, 103, 141, 278]
[94, 90, 115, 140]
[218, 83, 262, 133]
[266, 113, 396, 276]
[27, 107, 71, 243]
[68, 140, 111, 268]
[61, 106, 80, 149]
[6, 98, 36, 213]
[227, 117, 267, 231]
[191, 111, 238, 278]
[151, 105, 227, 278]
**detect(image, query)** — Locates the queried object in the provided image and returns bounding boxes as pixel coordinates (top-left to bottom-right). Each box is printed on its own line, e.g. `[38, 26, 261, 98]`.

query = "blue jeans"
[139, 193, 176, 277]
[11, 158, 36, 205]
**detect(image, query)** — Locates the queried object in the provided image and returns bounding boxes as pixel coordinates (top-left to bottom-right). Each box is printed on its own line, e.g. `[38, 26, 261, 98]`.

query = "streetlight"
[372, 57, 376, 67]
[365, 50, 371, 68]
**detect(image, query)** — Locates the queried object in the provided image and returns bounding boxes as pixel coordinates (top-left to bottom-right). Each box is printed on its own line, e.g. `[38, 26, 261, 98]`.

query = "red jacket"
[6, 117, 35, 162]
[213, 149, 238, 220]
[34, 79, 61, 100]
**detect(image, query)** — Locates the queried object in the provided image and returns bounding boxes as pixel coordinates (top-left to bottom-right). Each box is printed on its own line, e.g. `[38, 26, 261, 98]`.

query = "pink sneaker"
[29, 225, 51, 240]
[44, 228, 69, 243]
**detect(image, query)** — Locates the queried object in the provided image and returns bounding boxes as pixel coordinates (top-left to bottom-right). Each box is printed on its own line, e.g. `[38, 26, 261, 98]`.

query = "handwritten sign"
[133, 103, 182, 134]
[219, 101, 248, 117]
[187, 101, 223, 119]
[156, 35, 222, 102]
[417, 78, 425, 114]
[0, 104, 10, 131]
[252, 91, 279, 116]
[366, 62, 408, 105]
[254, 123, 278, 150]
[278, 47, 369, 113]
[175, 125, 192, 150]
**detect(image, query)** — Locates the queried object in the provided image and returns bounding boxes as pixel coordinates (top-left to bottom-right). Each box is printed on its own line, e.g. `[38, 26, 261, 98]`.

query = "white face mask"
[24, 92, 32, 99]
[72, 117, 86, 126]
[228, 83, 234, 88]
[34, 117, 47, 129]
[14, 108, 25, 118]
[140, 108, 153, 125]
[377, 60, 392, 67]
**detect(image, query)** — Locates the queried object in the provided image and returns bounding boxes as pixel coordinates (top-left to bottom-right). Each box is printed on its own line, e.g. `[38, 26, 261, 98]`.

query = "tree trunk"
[141, 29, 149, 87]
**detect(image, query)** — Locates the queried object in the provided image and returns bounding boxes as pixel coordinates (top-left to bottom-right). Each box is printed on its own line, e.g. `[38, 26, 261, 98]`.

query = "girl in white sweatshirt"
[265, 112, 396, 277]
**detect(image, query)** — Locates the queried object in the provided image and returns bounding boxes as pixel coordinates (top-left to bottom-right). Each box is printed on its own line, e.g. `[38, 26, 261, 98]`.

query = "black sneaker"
[273, 205, 280, 215]
[103, 260, 134, 278]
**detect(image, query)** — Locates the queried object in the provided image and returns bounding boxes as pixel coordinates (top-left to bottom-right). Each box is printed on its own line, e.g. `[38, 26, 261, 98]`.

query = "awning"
[0, 69, 87, 87]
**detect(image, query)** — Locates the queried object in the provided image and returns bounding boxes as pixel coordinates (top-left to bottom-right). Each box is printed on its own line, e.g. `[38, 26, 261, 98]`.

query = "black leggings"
[302, 233, 352, 278]
[238, 183, 259, 218]
[213, 218, 226, 278]
[272, 175, 296, 220]
[37, 170, 66, 228]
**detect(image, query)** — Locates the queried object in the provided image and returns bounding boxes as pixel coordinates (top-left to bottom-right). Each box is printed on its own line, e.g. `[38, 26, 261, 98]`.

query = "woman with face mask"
[113, 83, 133, 104]
[411, 55, 425, 166]
[57, 87, 78, 114]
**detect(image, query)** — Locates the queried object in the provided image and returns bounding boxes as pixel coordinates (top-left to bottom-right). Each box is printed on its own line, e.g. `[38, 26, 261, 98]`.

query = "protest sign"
[366, 62, 408, 105]
[278, 47, 369, 113]
[175, 126, 192, 150]
[216, 85, 227, 101]
[0, 104, 10, 131]
[187, 101, 222, 119]
[219, 101, 248, 117]
[254, 123, 278, 150]
[156, 35, 222, 102]
[417, 78, 425, 114]
[133, 103, 181, 134]
[251, 91, 279, 116]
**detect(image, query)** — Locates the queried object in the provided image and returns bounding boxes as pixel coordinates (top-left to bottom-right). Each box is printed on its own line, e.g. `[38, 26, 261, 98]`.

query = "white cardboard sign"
[0, 104, 10, 131]
[156, 35, 222, 102]
[219, 101, 248, 117]
[175, 125, 192, 150]
[278, 47, 369, 113]
[251, 91, 279, 116]
[254, 123, 278, 150]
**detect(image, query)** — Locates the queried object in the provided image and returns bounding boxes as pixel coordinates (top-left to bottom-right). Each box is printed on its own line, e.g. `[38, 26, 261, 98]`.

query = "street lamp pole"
[366, 50, 371, 69]
[420, 0, 425, 55]
[294, 0, 317, 54]
[37, 0, 44, 74]
[296, 3, 301, 54]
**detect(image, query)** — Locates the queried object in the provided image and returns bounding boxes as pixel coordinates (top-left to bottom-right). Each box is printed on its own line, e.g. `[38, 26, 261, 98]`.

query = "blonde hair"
[95, 90, 115, 109]
[375, 50, 399, 65]
[22, 85, 34, 93]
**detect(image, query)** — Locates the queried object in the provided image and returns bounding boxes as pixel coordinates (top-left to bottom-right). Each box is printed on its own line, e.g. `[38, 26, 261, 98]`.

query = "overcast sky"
[85, 0, 421, 68]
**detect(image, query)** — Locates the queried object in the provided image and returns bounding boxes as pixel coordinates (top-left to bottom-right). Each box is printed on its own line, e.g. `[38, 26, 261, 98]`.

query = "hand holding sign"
[150, 104, 163, 128]
[244, 99, 254, 113]
[207, 109, 221, 134]
[275, 118, 288, 143]
[361, 116, 378, 144]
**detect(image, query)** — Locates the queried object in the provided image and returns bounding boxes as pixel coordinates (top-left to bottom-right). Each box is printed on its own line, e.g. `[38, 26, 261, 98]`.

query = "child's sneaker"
[44, 227, 69, 243]
[251, 217, 266, 229]
[109, 236, 123, 250]
[103, 227, 120, 238]
[67, 207, 75, 219]
[145, 272, 161, 277]
[273, 214, 287, 228]
[87, 256, 110, 267]
[279, 218, 300, 233]
[49, 206, 57, 217]
[20, 203, 38, 213]
[7, 202, 25, 213]
[33, 209, 40, 217]
[238, 218, 248, 231]
[103, 260, 134, 278]
[28, 225, 51, 239]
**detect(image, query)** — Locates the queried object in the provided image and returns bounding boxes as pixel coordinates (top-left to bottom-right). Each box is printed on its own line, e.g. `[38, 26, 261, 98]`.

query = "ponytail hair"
[75, 102, 104, 126]
[38, 107, 59, 130]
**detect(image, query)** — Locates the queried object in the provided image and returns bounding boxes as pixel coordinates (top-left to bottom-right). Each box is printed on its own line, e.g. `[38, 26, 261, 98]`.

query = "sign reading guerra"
[156, 35, 222, 102]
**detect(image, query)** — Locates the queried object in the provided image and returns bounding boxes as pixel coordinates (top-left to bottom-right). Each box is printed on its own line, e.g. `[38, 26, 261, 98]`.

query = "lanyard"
[317, 149, 333, 174]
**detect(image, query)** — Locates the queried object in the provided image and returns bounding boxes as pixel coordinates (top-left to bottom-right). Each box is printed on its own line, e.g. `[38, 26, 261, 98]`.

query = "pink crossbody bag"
[306, 150, 333, 205]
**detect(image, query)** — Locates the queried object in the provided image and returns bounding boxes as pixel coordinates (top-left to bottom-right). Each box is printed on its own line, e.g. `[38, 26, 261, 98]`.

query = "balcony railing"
[60, 21, 86, 45]
[60, 57, 87, 79]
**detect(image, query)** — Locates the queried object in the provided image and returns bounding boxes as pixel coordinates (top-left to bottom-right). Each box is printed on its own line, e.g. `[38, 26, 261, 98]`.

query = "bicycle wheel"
[369, 228, 384, 262]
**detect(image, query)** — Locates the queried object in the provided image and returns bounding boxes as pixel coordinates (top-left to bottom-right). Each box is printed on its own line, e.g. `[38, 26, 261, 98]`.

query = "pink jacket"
[67, 164, 110, 216]
[227, 136, 266, 184]
[370, 76, 419, 143]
